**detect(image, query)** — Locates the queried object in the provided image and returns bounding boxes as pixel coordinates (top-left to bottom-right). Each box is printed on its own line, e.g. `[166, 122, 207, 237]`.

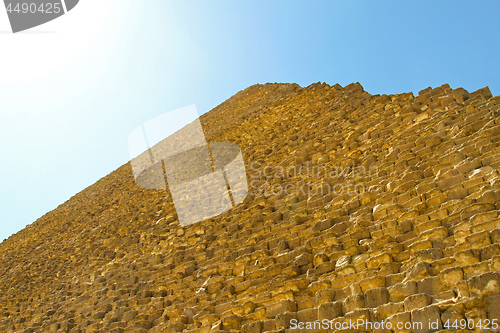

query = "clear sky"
[1, 0, 499, 242]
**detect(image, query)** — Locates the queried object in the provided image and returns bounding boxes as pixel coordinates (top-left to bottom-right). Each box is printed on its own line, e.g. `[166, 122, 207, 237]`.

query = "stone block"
[417, 276, 444, 295]
[294, 253, 313, 267]
[440, 267, 464, 289]
[454, 249, 479, 266]
[386, 311, 411, 333]
[367, 253, 392, 268]
[463, 261, 490, 279]
[481, 243, 500, 261]
[312, 219, 333, 232]
[318, 301, 342, 320]
[468, 272, 500, 297]
[265, 300, 296, 318]
[296, 308, 317, 322]
[388, 280, 418, 302]
[470, 86, 493, 100]
[359, 276, 386, 292]
[411, 305, 442, 333]
[465, 231, 492, 250]
[342, 293, 365, 313]
[365, 287, 389, 308]
[275, 312, 296, 330]
[123, 310, 138, 322]
[314, 288, 336, 307]
[406, 261, 431, 281]
[262, 319, 275, 332]
[241, 321, 262, 333]
[453, 88, 470, 104]
[486, 295, 500, 320]
[440, 307, 465, 327]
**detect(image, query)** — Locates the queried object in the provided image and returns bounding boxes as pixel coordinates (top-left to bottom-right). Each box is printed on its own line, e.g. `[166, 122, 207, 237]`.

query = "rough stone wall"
[0, 82, 499, 333]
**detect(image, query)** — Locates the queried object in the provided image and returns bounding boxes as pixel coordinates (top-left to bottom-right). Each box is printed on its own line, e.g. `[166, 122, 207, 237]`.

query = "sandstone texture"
[1, 82, 499, 332]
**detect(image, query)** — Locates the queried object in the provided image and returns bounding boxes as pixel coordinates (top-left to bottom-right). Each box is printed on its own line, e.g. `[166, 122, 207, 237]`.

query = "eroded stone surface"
[0, 82, 499, 332]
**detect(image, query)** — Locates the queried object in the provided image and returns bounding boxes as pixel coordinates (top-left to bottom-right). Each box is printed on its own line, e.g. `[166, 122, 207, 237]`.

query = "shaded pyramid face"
[3, 0, 78, 33]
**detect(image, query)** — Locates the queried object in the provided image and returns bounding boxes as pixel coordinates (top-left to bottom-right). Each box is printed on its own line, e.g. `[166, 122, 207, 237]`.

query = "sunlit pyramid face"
[3, 0, 79, 33]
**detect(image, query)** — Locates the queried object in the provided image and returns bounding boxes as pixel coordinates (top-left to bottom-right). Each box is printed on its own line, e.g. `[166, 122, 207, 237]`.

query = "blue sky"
[0, 0, 499, 241]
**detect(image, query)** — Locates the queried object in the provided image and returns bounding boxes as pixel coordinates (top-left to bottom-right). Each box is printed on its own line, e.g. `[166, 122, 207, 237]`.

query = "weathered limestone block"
[296, 308, 318, 322]
[386, 311, 411, 333]
[336, 264, 356, 277]
[403, 293, 431, 312]
[465, 231, 492, 250]
[481, 243, 500, 260]
[374, 301, 404, 321]
[405, 261, 431, 281]
[272, 290, 294, 304]
[414, 219, 441, 235]
[472, 217, 500, 234]
[312, 219, 333, 232]
[294, 253, 313, 267]
[314, 288, 336, 307]
[417, 276, 444, 295]
[491, 229, 500, 243]
[440, 267, 464, 290]
[313, 261, 336, 276]
[411, 305, 442, 333]
[436, 173, 466, 190]
[440, 306, 465, 328]
[486, 295, 500, 321]
[123, 310, 138, 322]
[366, 253, 392, 268]
[414, 248, 443, 263]
[342, 293, 365, 313]
[306, 280, 331, 295]
[283, 278, 309, 292]
[454, 249, 479, 266]
[274, 312, 297, 330]
[296, 298, 315, 311]
[318, 301, 342, 321]
[420, 227, 449, 242]
[262, 319, 276, 332]
[351, 253, 369, 272]
[463, 261, 490, 280]
[221, 314, 241, 330]
[313, 253, 329, 267]
[241, 320, 262, 333]
[470, 86, 493, 101]
[465, 308, 488, 327]
[408, 239, 433, 254]
[452, 87, 470, 103]
[197, 313, 220, 326]
[468, 272, 500, 297]
[385, 272, 405, 287]
[359, 276, 386, 292]
[243, 307, 266, 322]
[365, 287, 389, 308]
[282, 265, 301, 277]
[265, 300, 296, 319]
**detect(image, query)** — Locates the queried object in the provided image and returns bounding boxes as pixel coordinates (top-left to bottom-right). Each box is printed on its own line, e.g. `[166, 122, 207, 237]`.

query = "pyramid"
[1, 82, 499, 333]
